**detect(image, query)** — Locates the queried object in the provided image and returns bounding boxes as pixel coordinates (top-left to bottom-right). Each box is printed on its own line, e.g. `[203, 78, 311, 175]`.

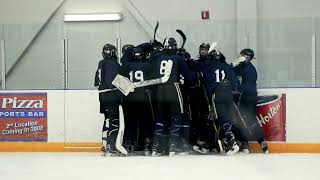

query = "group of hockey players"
[95, 29, 269, 157]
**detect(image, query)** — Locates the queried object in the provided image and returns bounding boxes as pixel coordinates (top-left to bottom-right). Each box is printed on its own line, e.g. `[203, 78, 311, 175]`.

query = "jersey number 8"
[160, 60, 171, 75]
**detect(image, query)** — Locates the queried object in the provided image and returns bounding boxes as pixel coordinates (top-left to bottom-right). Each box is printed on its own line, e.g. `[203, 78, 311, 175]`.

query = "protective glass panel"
[65, 22, 117, 89]
[257, 18, 313, 88]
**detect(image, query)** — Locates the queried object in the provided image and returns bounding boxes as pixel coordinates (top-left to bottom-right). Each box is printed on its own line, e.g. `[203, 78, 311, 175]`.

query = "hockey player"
[191, 43, 218, 154]
[150, 37, 198, 156]
[208, 49, 253, 154]
[121, 47, 154, 156]
[176, 48, 197, 152]
[198, 47, 241, 155]
[95, 44, 127, 156]
[122, 44, 134, 55]
[233, 48, 269, 154]
[120, 44, 134, 64]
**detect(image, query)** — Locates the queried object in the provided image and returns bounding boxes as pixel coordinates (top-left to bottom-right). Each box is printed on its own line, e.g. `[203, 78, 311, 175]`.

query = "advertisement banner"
[0, 93, 47, 142]
[256, 94, 286, 141]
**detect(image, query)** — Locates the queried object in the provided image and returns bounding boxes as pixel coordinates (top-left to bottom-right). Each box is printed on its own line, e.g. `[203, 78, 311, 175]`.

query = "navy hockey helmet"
[153, 45, 163, 53]
[122, 44, 134, 55]
[240, 48, 255, 60]
[209, 49, 226, 62]
[102, 44, 117, 59]
[184, 51, 191, 60]
[153, 40, 164, 53]
[132, 47, 144, 61]
[163, 37, 177, 50]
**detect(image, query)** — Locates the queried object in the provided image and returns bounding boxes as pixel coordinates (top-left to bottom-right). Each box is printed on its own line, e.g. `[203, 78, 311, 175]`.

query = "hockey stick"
[209, 94, 223, 152]
[232, 56, 246, 67]
[208, 42, 218, 53]
[209, 94, 218, 121]
[176, 29, 186, 49]
[199, 79, 223, 152]
[232, 101, 253, 136]
[153, 21, 159, 42]
[99, 60, 173, 95]
[145, 89, 155, 122]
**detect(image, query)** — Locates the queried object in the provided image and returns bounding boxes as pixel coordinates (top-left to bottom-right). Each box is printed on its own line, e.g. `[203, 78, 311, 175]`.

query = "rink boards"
[0, 88, 319, 153]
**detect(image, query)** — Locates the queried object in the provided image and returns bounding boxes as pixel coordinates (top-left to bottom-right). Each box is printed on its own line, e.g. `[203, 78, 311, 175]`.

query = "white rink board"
[1, 88, 320, 143]
[259, 88, 320, 143]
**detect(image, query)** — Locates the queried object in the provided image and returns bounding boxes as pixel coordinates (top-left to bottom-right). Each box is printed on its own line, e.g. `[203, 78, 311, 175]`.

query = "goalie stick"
[99, 60, 173, 95]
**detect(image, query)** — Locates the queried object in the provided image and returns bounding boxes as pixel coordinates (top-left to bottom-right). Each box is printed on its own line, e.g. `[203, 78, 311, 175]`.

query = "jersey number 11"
[215, 69, 225, 82]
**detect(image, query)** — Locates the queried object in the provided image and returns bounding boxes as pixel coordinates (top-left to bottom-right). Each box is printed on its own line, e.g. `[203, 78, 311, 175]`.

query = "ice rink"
[1, 153, 319, 180]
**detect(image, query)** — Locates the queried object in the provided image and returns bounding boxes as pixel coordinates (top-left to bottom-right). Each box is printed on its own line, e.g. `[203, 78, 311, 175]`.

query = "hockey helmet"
[240, 48, 255, 60]
[102, 44, 117, 59]
[163, 37, 177, 50]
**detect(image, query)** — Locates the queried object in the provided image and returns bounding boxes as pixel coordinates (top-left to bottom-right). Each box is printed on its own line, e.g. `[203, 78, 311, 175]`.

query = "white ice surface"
[0, 153, 319, 180]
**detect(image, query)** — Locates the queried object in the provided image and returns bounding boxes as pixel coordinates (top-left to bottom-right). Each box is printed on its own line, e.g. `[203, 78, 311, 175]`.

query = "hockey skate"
[177, 142, 190, 156]
[104, 149, 126, 157]
[151, 149, 162, 157]
[123, 140, 135, 156]
[144, 138, 153, 156]
[101, 146, 108, 156]
[192, 140, 209, 155]
[225, 140, 240, 156]
[238, 141, 250, 154]
[101, 137, 109, 156]
[169, 138, 190, 156]
[260, 141, 269, 154]
[151, 139, 162, 157]
[168, 150, 184, 156]
[169, 140, 190, 156]
[168, 143, 179, 156]
[102, 144, 125, 157]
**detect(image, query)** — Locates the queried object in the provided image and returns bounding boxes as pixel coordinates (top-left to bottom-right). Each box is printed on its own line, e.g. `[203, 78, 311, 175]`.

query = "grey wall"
[0, 0, 319, 89]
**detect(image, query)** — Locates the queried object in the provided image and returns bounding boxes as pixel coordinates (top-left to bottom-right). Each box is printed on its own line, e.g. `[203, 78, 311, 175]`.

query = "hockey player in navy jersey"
[151, 37, 198, 156]
[176, 48, 198, 152]
[95, 44, 127, 156]
[120, 44, 134, 64]
[198, 47, 241, 155]
[233, 48, 269, 154]
[190, 43, 218, 154]
[122, 44, 134, 55]
[121, 47, 154, 156]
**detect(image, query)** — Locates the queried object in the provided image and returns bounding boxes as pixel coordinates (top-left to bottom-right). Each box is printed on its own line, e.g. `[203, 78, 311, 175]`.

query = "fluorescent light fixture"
[64, 13, 122, 22]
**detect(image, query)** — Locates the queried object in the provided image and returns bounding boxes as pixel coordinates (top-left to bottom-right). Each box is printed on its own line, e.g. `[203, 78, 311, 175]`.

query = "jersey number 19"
[129, 70, 144, 82]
